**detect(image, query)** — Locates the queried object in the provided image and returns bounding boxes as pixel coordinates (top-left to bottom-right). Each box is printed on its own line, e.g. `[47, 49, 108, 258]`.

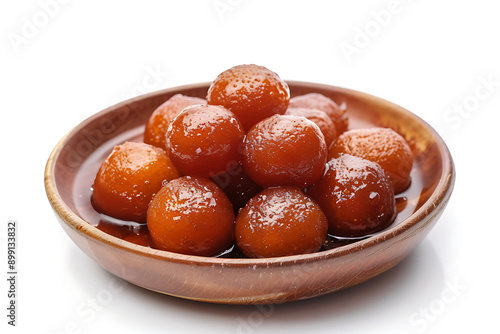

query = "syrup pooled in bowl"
[72, 120, 426, 258]
[46, 79, 454, 304]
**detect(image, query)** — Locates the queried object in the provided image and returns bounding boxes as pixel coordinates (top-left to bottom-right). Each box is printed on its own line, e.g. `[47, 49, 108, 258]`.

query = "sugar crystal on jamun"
[329, 127, 413, 193]
[207, 64, 290, 131]
[242, 114, 327, 188]
[144, 94, 205, 149]
[289, 93, 348, 134]
[285, 107, 338, 148]
[92, 141, 180, 222]
[235, 186, 328, 258]
[307, 154, 396, 237]
[165, 104, 245, 178]
[147, 176, 235, 256]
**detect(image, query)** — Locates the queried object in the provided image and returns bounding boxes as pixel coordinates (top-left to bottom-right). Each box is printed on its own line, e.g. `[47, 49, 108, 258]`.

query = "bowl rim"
[44, 81, 455, 268]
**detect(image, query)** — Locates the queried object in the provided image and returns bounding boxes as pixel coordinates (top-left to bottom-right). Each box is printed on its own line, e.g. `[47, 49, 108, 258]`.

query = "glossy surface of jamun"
[307, 154, 396, 237]
[329, 127, 414, 193]
[289, 93, 348, 134]
[235, 186, 328, 258]
[207, 64, 290, 131]
[147, 176, 235, 256]
[92, 141, 180, 222]
[285, 107, 337, 148]
[165, 104, 245, 178]
[242, 114, 327, 188]
[144, 94, 205, 149]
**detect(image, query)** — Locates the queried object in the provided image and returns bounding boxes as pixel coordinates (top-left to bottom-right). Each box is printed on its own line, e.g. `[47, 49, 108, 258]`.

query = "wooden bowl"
[44, 82, 455, 304]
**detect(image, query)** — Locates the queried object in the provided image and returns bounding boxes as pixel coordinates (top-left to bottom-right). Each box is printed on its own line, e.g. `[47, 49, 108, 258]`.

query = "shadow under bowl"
[44, 81, 455, 305]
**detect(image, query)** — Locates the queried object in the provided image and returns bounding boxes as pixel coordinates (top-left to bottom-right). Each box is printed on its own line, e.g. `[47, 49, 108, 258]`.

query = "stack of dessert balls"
[91, 64, 414, 258]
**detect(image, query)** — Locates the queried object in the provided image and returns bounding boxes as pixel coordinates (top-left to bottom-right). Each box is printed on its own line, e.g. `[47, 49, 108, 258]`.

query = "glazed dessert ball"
[165, 104, 245, 178]
[285, 107, 337, 148]
[289, 93, 348, 134]
[92, 141, 180, 222]
[207, 64, 290, 131]
[329, 127, 413, 193]
[235, 186, 328, 258]
[210, 163, 263, 213]
[242, 114, 327, 188]
[144, 94, 205, 148]
[147, 176, 235, 256]
[307, 154, 396, 237]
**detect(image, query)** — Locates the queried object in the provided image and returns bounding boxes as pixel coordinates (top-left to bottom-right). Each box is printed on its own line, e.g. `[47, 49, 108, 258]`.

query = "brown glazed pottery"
[44, 82, 455, 304]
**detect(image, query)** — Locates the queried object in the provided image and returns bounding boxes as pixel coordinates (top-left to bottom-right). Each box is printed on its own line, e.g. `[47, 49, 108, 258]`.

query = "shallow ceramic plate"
[44, 81, 455, 304]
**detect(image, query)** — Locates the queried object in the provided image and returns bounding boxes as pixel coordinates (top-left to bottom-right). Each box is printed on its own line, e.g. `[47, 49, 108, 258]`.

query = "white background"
[1, 0, 499, 333]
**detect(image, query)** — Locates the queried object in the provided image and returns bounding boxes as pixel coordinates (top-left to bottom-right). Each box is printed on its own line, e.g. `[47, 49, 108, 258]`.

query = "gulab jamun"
[328, 127, 413, 193]
[165, 104, 245, 178]
[285, 107, 338, 148]
[242, 114, 327, 188]
[147, 176, 235, 256]
[207, 64, 290, 131]
[307, 154, 396, 237]
[92, 141, 180, 222]
[289, 93, 348, 134]
[144, 94, 205, 149]
[235, 186, 328, 258]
